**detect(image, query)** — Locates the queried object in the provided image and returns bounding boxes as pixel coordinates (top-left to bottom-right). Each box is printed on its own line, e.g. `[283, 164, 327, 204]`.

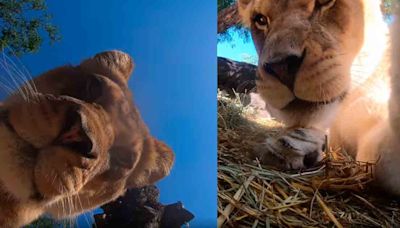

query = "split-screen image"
[0, 0, 399, 227]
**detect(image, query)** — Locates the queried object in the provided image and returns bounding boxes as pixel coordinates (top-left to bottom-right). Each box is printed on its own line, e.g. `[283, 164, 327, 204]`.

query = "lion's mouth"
[282, 91, 348, 110]
[257, 47, 349, 110]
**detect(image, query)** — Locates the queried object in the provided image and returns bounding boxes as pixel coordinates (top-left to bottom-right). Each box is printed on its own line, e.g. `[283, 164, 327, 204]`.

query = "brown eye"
[253, 14, 269, 29]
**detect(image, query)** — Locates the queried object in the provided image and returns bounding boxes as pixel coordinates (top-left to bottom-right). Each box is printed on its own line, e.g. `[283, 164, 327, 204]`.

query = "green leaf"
[0, 0, 61, 56]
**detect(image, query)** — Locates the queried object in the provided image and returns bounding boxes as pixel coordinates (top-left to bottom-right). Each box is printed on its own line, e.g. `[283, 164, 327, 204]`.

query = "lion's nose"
[263, 51, 305, 90]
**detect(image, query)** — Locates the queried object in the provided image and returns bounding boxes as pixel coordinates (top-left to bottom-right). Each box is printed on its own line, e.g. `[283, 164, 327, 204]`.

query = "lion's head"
[238, 0, 385, 127]
[0, 51, 174, 224]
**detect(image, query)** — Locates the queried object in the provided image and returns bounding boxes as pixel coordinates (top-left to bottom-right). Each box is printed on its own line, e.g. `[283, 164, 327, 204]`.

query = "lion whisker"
[0, 53, 28, 101]
[2, 48, 39, 101]
[2, 55, 32, 100]
[0, 49, 40, 102]
[5, 47, 39, 95]
[76, 193, 92, 228]
[0, 82, 16, 96]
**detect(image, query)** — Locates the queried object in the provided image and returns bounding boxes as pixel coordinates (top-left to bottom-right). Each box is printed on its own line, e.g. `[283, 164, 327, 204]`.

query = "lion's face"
[0, 51, 174, 222]
[238, 0, 365, 110]
[0, 94, 114, 202]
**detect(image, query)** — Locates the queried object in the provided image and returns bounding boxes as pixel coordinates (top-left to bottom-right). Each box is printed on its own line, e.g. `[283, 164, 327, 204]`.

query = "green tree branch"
[0, 0, 61, 56]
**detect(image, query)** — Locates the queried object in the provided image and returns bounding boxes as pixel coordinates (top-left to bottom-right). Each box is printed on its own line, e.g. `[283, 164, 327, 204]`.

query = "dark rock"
[218, 56, 257, 96]
[94, 186, 194, 228]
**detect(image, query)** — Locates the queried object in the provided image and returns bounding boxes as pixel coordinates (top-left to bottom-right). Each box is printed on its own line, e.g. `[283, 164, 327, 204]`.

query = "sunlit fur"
[0, 50, 174, 227]
[238, 0, 400, 195]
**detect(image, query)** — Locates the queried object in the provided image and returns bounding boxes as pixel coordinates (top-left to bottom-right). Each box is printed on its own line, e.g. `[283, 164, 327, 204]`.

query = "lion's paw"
[254, 128, 326, 170]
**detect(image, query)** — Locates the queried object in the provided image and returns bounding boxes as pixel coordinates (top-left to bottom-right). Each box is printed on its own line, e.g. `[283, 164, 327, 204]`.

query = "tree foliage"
[217, 0, 250, 43]
[0, 0, 60, 56]
[218, 0, 235, 12]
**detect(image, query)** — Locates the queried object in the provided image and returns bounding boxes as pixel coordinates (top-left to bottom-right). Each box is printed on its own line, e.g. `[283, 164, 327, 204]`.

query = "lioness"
[237, 0, 400, 194]
[0, 50, 174, 227]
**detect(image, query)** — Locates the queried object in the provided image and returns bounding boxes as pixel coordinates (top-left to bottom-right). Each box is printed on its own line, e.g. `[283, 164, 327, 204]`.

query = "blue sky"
[217, 28, 257, 64]
[5, 0, 216, 227]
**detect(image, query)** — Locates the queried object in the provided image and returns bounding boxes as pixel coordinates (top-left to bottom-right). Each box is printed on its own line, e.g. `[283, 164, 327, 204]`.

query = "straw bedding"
[217, 93, 400, 228]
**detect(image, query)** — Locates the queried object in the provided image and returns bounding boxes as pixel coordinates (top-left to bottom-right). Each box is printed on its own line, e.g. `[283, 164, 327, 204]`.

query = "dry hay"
[217, 92, 400, 228]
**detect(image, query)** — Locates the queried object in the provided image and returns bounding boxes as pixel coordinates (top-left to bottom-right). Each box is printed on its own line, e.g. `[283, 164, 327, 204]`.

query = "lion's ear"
[146, 139, 175, 184]
[126, 138, 175, 188]
[79, 50, 134, 86]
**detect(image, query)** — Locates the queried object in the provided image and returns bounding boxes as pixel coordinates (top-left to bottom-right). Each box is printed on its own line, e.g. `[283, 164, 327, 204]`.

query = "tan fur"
[0, 50, 174, 226]
[238, 0, 400, 194]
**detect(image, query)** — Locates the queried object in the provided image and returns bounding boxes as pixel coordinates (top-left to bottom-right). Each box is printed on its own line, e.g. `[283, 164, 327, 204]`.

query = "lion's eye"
[253, 14, 269, 30]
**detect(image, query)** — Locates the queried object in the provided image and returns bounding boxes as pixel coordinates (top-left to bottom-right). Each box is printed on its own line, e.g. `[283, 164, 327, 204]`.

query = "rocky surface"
[94, 186, 194, 228]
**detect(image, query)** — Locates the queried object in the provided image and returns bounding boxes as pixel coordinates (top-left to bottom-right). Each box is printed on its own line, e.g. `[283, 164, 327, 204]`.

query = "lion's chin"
[289, 92, 348, 109]
[261, 89, 348, 111]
